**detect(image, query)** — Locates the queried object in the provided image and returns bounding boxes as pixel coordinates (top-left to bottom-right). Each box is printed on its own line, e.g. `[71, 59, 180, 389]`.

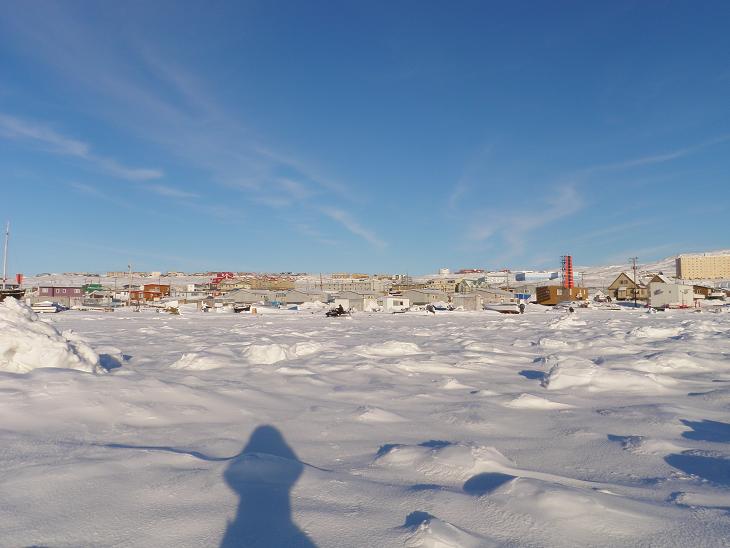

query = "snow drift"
[0, 298, 101, 374]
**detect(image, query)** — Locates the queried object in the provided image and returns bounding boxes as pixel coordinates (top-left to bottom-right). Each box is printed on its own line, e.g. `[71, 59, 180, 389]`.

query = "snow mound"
[0, 298, 101, 374]
[297, 300, 328, 310]
[403, 511, 494, 547]
[541, 355, 676, 392]
[496, 478, 664, 537]
[356, 340, 422, 357]
[170, 351, 234, 371]
[243, 341, 324, 364]
[376, 442, 513, 481]
[357, 406, 406, 423]
[504, 393, 575, 410]
[289, 341, 323, 357]
[628, 325, 683, 339]
[463, 342, 506, 353]
[537, 337, 570, 348]
[548, 315, 587, 329]
[631, 351, 716, 373]
[442, 378, 474, 390]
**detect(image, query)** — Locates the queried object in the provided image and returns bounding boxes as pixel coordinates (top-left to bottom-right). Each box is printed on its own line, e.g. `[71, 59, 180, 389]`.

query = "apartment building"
[676, 254, 730, 280]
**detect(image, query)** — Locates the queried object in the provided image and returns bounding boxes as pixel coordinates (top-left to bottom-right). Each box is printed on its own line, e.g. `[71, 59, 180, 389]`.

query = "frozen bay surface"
[1, 306, 730, 547]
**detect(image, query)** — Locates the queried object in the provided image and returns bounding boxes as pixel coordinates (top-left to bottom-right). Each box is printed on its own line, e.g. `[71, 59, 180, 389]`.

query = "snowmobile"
[326, 305, 351, 317]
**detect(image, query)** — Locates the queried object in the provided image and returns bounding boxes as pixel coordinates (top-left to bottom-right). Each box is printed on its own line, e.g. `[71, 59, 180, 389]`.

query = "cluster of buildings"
[605, 271, 729, 308]
[19, 253, 730, 313]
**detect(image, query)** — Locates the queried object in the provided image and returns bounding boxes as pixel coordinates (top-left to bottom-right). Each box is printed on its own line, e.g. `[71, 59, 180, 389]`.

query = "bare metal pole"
[2, 221, 9, 290]
[629, 257, 639, 307]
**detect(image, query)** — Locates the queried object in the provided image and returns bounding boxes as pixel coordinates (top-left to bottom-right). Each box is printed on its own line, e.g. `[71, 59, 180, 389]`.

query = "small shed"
[648, 282, 694, 309]
[535, 286, 589, 306]
[221, 289, 272, 305]
[451, 293, 482, 311]
[473, 287, 516, 304]
[335, 290, 379, 312]
[283, 289, 327, 305]
[377, 295, 410, 313]
[401, 289, 449, 305]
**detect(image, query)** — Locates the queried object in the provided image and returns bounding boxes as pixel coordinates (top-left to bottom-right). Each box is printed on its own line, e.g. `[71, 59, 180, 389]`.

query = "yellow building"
[676, 254, 730, 280]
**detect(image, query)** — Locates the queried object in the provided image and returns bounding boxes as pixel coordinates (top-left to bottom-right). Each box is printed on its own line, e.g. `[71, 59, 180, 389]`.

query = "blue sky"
[1, 1, 728, 275]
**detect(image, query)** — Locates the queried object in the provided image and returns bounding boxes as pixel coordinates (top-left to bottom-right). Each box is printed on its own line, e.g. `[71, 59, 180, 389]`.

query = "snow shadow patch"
[403, 511, 435, 528]
[462, 472, 515, 496]
[668, 491, 730, 513]
[408, 483, 445, 492]
[98, 354, 124, 371]
[680, 419, 730, 443]
[519, 369, 545, 381]
[101, 442, 227, 462]
[376, 443, 403, 458]
[419, 440, 452, 449]
[607, 434, 644, 450]
[665, 451, 730, 486]
[221, 425, 316, 547]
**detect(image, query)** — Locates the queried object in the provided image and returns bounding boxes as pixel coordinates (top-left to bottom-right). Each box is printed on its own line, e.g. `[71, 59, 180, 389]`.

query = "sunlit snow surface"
[2, 306, 730, 547]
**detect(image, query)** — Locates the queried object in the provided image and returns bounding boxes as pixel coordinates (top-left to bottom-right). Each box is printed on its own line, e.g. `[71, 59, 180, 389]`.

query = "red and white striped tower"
[561, 255, 574, 289]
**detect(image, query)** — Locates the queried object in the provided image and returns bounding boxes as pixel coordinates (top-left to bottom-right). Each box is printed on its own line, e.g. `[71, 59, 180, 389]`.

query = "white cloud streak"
[1, 6, 381, 241]
[0, 113, 163, 181]
[147, 184, 199, 199]
[581, 135, 730, 174]
[470, 184, 584, 256]
[322, 208, 386, 249]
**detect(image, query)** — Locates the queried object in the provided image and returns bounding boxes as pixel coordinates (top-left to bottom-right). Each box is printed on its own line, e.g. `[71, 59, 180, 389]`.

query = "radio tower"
[561, 255, 574, 289]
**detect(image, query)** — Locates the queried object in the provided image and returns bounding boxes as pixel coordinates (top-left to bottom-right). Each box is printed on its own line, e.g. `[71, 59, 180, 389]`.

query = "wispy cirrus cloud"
[1, 5, 381, 244]
[0, 113, 163, 181]
[322, 207, 386, 249]
[470, 184, 584, 256]
[447, 142, 494, 211]
[147, 184, 199, 199]
[580, 135, 730, 174]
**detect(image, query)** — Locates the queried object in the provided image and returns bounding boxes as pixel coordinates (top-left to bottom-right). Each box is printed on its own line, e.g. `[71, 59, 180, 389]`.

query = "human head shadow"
[220, 425, 316, 548]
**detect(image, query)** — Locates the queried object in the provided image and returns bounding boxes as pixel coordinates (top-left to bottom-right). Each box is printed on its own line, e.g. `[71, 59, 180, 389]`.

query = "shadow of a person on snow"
[220, 425, 316, 548]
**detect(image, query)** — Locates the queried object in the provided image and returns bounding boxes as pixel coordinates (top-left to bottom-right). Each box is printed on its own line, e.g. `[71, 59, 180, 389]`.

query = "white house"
[648, 281, 695, 309]
[377, 295, 410, 312]
[334, 290, 380, 312]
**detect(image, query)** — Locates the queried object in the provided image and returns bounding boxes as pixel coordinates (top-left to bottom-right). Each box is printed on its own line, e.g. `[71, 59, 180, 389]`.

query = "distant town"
[3, 252, 730, 314]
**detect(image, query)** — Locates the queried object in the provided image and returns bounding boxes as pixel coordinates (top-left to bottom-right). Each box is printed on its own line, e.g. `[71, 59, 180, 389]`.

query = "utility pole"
[629, 257, 639, 308]
[128, 263, 132, 307]
[1, 221, 8, 290]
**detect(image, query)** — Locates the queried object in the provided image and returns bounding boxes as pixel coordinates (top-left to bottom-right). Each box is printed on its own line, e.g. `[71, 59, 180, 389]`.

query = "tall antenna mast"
[2, 221, 9, 290]
[128, 263, 133, 307]
[629, 257, 639, 308]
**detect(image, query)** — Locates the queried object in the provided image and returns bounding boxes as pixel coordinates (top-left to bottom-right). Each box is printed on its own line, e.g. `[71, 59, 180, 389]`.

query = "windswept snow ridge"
[0, 299, 101, 374]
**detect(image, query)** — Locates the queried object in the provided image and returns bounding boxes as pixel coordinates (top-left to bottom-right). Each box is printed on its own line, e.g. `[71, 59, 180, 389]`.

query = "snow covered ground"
[1, 302, 730, 547]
